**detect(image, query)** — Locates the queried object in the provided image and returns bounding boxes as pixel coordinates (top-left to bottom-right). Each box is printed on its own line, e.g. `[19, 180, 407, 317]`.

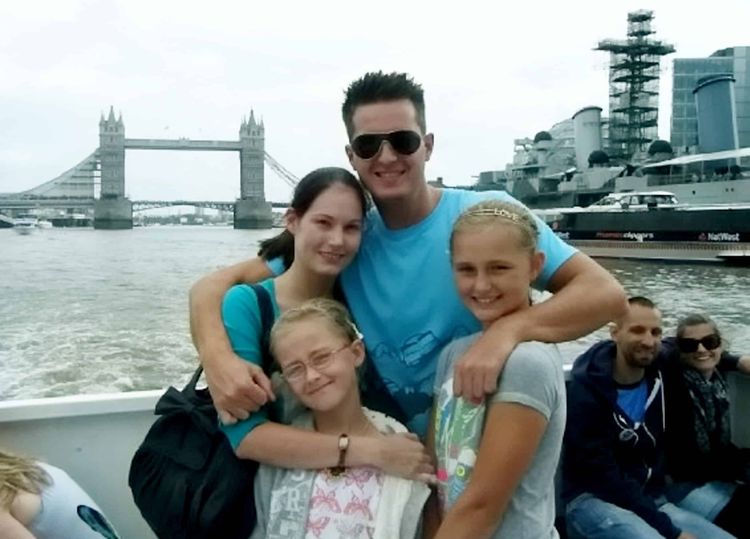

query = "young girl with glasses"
[250, 298, 431, 539]
[424, 200, 567, 539]
[664, 314, 750, 539]
[216, 167, 433, 514]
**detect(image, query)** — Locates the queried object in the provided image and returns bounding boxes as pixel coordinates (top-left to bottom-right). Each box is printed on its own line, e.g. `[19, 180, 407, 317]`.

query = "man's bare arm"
[189, 257, 274, 421]
[454, 253, 627, 399]
[525, 251, 627, 340]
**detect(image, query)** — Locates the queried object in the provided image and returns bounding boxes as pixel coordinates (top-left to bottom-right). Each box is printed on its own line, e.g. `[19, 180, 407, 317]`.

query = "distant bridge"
[132, 200, 289, 211]
[0, 197, 289, 213]
[0, 107, 299, 228]
[0, 197, 95, 212]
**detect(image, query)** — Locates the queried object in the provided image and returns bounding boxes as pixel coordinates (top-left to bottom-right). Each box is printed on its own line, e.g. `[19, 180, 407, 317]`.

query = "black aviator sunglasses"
[676, 334, 721, 353]
[350, 130, 422, 159]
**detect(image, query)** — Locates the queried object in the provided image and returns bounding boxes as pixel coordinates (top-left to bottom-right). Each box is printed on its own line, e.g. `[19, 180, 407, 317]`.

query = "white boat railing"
[0, 390, 163, 539]
[0, 372, 748, 538]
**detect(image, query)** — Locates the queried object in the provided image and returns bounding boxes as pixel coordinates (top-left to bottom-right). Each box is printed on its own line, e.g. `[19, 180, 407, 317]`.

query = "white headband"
[466, 207, 522, 222]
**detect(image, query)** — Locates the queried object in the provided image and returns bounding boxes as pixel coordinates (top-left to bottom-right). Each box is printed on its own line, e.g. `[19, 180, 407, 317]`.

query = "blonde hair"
[0, 450, 51, 509]
[450, 200, 539, 254]
[270, 298, 361, 357]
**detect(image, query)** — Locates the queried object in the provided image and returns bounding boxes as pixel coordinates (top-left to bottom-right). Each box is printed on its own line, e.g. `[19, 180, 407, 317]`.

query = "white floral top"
[304, 466, 383, 538]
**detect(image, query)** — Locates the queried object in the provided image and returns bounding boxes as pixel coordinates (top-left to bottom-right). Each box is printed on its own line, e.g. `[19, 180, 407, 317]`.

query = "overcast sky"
[1, 0, 749, 203]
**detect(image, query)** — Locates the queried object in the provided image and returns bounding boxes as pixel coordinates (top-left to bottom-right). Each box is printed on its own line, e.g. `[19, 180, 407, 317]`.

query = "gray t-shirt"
[433, 334, 565, 539]
[28, 463, 119, 539]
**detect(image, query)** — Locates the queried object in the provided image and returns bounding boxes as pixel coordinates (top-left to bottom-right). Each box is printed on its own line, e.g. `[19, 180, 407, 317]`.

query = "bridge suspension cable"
[264, 152, 299, 189]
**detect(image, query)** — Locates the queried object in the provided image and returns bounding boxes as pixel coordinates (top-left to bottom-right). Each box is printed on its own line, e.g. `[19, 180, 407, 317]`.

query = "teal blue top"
[219, 278, 280, 449]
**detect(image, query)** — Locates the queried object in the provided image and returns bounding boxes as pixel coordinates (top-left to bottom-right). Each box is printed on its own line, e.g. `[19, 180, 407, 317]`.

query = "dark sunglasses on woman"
[676, 334, 721, 353]
[350, 130, 422, 159]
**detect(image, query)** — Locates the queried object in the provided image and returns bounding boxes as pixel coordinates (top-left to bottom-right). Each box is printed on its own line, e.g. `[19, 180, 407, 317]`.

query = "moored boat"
[50, 212, 93, 227]
[12, 214, 39, 235]
[493, 137, 750, 209]
[536, 192, 750, 264]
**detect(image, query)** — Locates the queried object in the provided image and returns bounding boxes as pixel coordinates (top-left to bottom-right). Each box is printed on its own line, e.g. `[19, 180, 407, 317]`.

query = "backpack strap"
[249, 283, 274, 366]
[184, 364, 206, 395]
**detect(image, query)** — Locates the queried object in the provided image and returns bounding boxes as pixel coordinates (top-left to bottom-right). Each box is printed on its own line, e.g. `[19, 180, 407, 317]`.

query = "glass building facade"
[671, 46, 750, 153]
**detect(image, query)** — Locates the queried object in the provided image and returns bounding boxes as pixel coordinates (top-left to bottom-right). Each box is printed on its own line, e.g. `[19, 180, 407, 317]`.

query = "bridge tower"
[94, 106, 132, 229]
[234, 110, 272, 228]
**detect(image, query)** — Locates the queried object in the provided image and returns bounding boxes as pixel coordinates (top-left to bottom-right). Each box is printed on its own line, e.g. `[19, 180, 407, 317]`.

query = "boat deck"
[569, 239, 750, 264]
[1, 372, 749, 538]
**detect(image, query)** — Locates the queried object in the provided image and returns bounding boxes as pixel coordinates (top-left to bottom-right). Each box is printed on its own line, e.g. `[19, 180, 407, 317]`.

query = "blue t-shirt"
[220, 278, 281, 449]
[617, 379, 648, 424]
[271, 188, 576, 437]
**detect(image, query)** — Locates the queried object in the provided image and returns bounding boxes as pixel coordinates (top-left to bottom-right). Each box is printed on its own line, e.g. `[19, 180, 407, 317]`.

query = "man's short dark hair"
[341, 71, 426, 139]
[628, 296, 656, 309]
[612, 296, 658, 328]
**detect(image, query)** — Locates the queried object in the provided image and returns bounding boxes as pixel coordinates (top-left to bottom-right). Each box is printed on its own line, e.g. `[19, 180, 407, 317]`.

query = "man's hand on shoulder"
[677, 532, 697, 539]
[453, 316, 523, 401]
[203, 352, 275, 424]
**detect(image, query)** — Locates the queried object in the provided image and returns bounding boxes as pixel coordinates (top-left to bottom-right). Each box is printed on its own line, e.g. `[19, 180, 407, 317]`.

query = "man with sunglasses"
[563, 297, 738, 539]
[189, 71, 627, 439]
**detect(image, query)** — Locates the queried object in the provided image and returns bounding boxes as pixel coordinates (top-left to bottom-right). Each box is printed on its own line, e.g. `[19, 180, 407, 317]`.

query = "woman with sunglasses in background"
[664, 314, 750, 539]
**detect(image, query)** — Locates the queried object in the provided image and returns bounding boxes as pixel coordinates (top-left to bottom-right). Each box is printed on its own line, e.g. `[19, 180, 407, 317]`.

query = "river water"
[1, 226, 748, 401]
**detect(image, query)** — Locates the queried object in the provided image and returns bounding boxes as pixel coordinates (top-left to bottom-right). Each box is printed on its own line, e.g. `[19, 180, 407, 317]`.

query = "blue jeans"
[566, 492, 736, 539]
[671, 480, 736, 521]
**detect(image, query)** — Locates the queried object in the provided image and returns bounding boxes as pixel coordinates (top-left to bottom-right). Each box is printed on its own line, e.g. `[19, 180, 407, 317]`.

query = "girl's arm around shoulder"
[237, 420, 435, 481]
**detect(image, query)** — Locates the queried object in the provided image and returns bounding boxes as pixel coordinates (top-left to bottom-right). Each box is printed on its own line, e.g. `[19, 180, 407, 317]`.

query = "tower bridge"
[0, 107, 298, 229]
[0, 197, 289, 213]
[131, 200, 290, 212]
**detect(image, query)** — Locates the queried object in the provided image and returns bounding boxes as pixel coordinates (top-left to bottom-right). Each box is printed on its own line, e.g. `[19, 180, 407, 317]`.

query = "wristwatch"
[328, 433, 349, 477]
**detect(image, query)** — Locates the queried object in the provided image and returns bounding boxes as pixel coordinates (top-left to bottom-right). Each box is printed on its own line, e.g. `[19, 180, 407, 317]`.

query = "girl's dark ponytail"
[258, 229, 295, 269]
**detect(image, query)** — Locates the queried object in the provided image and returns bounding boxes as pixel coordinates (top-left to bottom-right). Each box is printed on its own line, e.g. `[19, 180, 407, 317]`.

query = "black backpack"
[128, 284, 274, 539]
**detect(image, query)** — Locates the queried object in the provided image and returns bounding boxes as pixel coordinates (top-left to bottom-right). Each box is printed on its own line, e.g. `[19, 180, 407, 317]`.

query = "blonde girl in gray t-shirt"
[0, 449, 119, 539]
[425, 200, 566, 539]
